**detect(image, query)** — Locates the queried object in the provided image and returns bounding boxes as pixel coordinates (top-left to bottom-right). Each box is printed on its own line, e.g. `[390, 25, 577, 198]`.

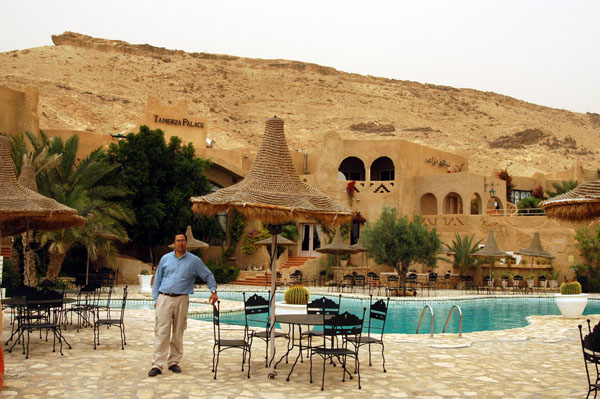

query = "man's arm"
[152, 260, 164, 303]
[194, 258, 218, 305]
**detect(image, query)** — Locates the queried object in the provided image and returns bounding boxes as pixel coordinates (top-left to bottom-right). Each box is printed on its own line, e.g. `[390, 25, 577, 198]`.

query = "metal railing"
[416, 305, 434, 337]
[442, 304, 463, 337]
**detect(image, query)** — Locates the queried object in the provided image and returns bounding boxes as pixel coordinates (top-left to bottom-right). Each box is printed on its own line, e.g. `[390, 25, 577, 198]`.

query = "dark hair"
[175, 233, 187, 241]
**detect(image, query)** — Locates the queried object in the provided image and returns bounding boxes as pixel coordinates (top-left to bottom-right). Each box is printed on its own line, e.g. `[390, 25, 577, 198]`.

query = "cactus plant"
[284, 285, 310, 305]
[560, 281, 582, 295]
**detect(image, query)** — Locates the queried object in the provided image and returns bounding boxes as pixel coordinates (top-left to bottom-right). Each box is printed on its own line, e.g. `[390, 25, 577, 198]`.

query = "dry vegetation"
[1, 32, 599, 176]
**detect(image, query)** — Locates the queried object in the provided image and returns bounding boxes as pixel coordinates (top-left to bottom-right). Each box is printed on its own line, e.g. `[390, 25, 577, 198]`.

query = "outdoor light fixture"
[489, 182, 496, 198]
[484, 177, 496, 198]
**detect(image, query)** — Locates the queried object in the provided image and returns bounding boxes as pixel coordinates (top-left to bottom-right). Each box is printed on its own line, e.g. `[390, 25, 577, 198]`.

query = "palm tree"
[442, 233, 482, 276]
[547, 180, 578, 198]
[17, 133, 134, 281]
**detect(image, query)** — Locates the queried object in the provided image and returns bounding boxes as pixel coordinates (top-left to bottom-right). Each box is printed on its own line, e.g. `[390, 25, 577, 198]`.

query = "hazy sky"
[2, 0, 599, 113]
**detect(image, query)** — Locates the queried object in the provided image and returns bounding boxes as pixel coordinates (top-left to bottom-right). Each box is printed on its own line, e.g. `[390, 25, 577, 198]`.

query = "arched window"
[486, 196, 504, 215]
[338, 157, 365, 181]
[370, 156, 395, 181]
[443, 192, 463, 214]
[420, 193, 437, 215]
[470, 193, 482, 215]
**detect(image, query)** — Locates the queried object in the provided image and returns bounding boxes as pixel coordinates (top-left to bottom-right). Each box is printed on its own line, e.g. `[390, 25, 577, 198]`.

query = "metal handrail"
[416, 305, 434, 337]
[442, 304, 463, 337]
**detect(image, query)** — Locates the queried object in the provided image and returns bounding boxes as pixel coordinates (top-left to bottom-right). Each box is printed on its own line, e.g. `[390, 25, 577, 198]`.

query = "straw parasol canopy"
[471, 230, 509, 283]
[0, 136, 86, 236]
[316, 229, 359, 257]
[168, 225, 209, 250]
[255, 234, 296, 246]
[190, 117, 352, 379]
[539, 180, 600, 221]
[190, 117, 352, 226]
[514, 232, 555, 278]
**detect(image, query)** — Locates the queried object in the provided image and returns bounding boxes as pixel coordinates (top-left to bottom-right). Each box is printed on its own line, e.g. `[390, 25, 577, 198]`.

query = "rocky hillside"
[1, 31, 599, 176]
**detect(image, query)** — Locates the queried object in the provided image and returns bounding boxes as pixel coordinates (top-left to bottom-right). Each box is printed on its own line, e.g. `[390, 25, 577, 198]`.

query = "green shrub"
[2, 259, 20, 296]
[206, 259, 240, 284]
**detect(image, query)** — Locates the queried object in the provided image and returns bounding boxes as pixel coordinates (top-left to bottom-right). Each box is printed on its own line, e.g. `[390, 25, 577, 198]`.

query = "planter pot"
[138, 274, 153, 293]
[549, 280, 558, 289]
[275, 301, 307, 336]
[540, 280, 548, 289]
[527, 279, 535, 289]
[501, 279, 508, 289]
[554, 294, 588, 318]
[340, 260, 348, 267]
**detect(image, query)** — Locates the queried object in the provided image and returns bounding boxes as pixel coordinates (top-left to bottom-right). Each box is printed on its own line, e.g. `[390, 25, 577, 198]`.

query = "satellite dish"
[338, 171, 346, 181]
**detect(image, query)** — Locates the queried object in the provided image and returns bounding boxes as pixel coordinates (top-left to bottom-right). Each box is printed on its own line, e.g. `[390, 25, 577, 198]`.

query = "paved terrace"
[1, 286, 598, 398]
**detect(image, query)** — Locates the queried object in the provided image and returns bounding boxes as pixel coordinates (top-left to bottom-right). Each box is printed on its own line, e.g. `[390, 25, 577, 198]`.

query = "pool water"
[187, 291, 600, 334]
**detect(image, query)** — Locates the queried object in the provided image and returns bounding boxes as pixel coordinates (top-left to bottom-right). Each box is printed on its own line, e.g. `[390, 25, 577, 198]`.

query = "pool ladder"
[416, 304, 463, 337]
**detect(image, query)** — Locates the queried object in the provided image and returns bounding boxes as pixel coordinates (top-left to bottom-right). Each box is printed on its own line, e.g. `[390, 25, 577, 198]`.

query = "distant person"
[148, 233, 218, 377]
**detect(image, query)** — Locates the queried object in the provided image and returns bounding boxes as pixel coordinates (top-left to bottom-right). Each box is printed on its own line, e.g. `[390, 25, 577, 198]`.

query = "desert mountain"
[1, 32, 599, 177]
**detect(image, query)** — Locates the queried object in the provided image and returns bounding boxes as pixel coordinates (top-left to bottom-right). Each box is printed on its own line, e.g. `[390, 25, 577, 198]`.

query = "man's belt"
[160, 292, 184, 297]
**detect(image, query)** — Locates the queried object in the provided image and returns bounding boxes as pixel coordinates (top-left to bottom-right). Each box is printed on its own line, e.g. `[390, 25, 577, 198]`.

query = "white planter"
[138, 274, 153, 293]
[540, 280, 548, 289]
[527, 279, 535, 289]
[554, 294, 588, 318]
[549, 280, 558, 289]
[501, 279, 508, 289]
[275, 301, 307, 336]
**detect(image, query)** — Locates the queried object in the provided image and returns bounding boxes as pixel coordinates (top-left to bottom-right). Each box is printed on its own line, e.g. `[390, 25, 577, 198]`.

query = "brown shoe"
[168, 364, 182, 373]
[148, 367, 161, 377]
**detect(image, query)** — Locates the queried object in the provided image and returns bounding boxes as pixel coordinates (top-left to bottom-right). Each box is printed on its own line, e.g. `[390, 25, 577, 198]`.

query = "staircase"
[232, 256, 317, 286]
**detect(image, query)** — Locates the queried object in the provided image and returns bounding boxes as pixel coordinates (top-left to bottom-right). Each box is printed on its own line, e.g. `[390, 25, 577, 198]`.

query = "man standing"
[148, 233, 218, 377]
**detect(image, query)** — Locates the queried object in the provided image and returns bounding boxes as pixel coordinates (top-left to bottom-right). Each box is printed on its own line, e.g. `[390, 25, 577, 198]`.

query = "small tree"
[361, 206, 441, 294]
[442, 233, 483, 276]
[547, 180, 578, 198]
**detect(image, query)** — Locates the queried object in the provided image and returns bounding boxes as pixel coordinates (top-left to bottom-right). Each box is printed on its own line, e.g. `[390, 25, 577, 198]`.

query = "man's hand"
[209, 291, 218, 305]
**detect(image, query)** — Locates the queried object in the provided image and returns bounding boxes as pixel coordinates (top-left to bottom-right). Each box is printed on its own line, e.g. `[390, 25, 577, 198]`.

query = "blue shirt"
[152, 251, 217, 302]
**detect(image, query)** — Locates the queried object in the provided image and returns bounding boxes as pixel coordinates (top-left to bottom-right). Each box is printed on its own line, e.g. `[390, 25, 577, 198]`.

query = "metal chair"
[93, 286, 127, 350]
[579, 319, 600, 399]
[243, 292, 288, 367]
[512, 275, 524, 294]
[212, 300, 253, 379]
[367, 272, 380, 295]
[346, 295, 389, 372]
[386, 275, 399, 296]
[290, 270, 303, 286]
[309, 309, 366, 390]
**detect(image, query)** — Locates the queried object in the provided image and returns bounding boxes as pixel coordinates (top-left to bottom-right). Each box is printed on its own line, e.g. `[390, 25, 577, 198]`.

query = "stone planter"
[549, 280, 558, 289]
[540, 280, 548, 289]
[138, 274, 153, 293]
[275, 301, 307, 336]
[554, 294, 588, 318]
[501, 279, 508, 289]
[527, 279, 535, 289]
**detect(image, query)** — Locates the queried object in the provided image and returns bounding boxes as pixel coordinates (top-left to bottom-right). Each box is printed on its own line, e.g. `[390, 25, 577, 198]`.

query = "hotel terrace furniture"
[93, 286, 127, 350]
[243, 292, 288, 367]
[212, 300, 253, 379]
[346, 296, 389, 372]
[301, 295, 342, 357]
[309, 310, 366, 391]
[578, 319, 600, 399]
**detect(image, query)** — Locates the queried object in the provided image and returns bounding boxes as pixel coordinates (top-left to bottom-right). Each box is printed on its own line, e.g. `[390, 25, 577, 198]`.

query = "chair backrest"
[538, 275, 547, 282]
[213, 301, 222, 342]
[354, 275, 365, 286]
[367, 295, 389, 338]
[322, 309, 365, 340]
[243, 292, 270, 328]
[429, 272, 437, 282]
[307, 295, 341, 315]
[119, 286, 128, 322]
[406, 273, 418, 282]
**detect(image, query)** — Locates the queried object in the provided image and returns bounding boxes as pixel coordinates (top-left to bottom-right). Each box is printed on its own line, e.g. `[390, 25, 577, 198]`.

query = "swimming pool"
[188, 291, 600, 334]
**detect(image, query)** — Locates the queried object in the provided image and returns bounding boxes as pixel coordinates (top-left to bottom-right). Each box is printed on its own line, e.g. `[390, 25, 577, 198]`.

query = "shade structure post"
[267, 224, 282, 379]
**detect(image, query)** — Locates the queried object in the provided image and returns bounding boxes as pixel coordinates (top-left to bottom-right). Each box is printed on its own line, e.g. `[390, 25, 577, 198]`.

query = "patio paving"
[1, 286, 597, 398]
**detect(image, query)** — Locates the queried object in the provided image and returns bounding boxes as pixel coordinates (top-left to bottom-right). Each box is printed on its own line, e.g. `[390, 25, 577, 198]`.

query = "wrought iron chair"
[386, 274, 399, 296]
[67, 281, 101, 331]
[93, 286, 127, 350]
[512, 275, 524, 294]
[302, 295, 342, 345]
[579, 319, 600, 399]
[289, 270, 303, 286]
[309, 309, 366, 390]
[346, 295, 390, 372]
[367, 272, 380, 295]
[212, 300, 253, 379]
[243, 292, 288, 367]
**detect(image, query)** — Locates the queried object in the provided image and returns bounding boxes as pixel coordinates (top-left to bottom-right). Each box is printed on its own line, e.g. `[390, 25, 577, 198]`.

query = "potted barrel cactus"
[554, 281, 588, 318]
[276, 285, 310, 336]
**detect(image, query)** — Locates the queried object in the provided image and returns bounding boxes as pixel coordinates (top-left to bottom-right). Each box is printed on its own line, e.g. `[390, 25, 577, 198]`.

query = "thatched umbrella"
[471, 230, 509, 287]
[514, 232, 555, 282]
[190, 117, 352, 378]
[316, 229, 360, 286]
[168, 225, 209, 250]
[0, 137, 86, 288]
[539, 180, 600, 221]
[255, 234, 296, 247]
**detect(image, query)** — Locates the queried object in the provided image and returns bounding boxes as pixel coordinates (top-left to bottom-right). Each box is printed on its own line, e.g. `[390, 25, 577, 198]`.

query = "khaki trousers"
[151, 294, 189, 371]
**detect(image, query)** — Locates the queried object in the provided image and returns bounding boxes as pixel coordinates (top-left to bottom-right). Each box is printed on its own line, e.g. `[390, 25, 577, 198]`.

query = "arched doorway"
[370, 156, 395, 181]
[420, 193, 438, 215]
[486, 197, 503, 215]
[470, 193, 482, 215]
[443, 192, 463, 214]
[338, 157, 365, 181]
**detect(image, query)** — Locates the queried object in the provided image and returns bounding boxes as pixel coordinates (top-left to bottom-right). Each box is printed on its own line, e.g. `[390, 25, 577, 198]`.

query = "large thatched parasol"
[0, 136, 86, 236]
[514, 232, 555, 281]
[317, 229, 360, 281]
[539, 180, 600, 221]
[168, 225, 209, 250]
[190, 117, 352, 378]
[255, 234, 296, 246]
[1, 136, 86, 288]
[471, 230, 509, 286]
